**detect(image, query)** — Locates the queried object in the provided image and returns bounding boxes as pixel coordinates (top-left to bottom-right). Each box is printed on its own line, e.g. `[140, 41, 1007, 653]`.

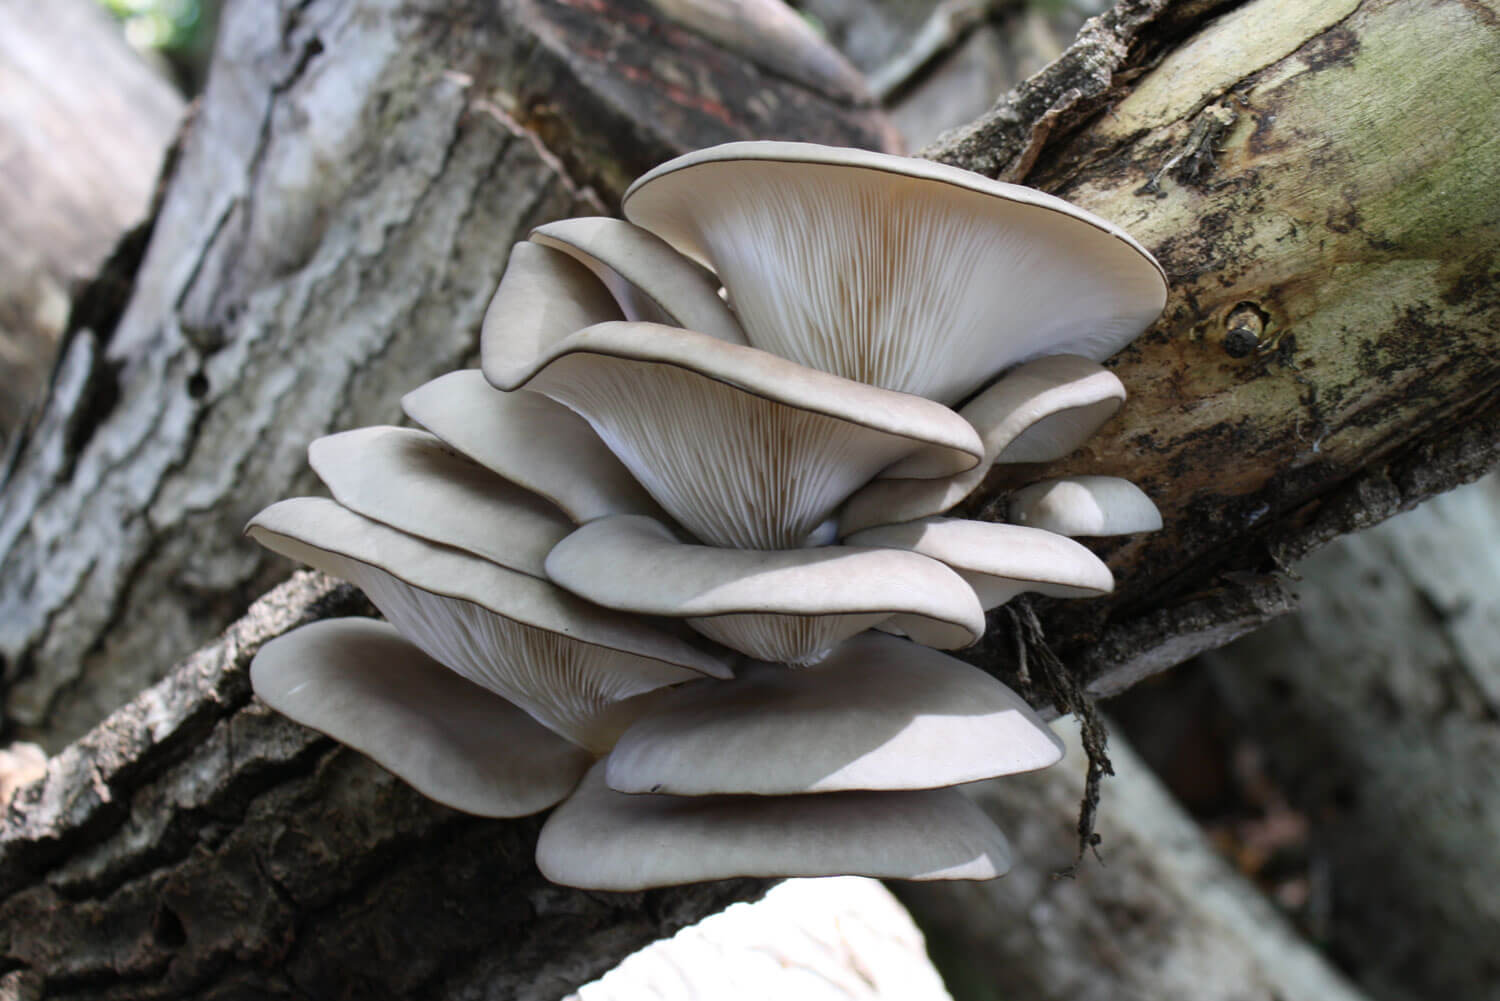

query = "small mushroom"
[252, 618, 592, 816]
[1007, 476, 1164, 537]
[480, 243, 622, 389]
[845, 517, 1114, 609]
[487, 319, 982, 548]
[535, 762, 1011, 890]
[623, 142, 1166, 404]
[308, 425, 571, 575]
[248, 498, 729, 752]
[606, 631, 1062, 796]
[841, 355, 1126, 534]
[544, 514, 984, 665]
[530, 217, 745, 343]
[402, 370, 666, 524]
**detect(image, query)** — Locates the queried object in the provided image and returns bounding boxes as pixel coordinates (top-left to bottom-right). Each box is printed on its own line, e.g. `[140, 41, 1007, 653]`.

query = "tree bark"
[0, 0, 896, 749]
[2, 0, 1499, 996]
[0, 0, 183, 452]
[1196, 475, 1500, 1001]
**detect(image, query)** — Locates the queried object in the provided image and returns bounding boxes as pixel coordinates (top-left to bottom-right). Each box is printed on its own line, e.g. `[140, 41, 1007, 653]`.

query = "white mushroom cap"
[247, 498, 730, 751]
[606, 631, 1063, 796]
[1008, 476, 1164, 537]
[480, 241, 624, 391]
[840, 355, 1126, 535]
[308, 426, 571, 576]
[402, 370, 666, 524]
[251, 619, 591, 817]
[536, 761, 1011, 890]
[544, 515, 984, 665]
[487, 320, 983, 549]
[530, 217, 746, 344]
[845, 517, 1114, 609]
[623, 142, 1166, 404]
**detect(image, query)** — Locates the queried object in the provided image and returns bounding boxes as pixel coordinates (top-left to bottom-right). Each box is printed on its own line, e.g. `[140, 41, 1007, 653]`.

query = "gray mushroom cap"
[247, 498, 729, 751]
[536, 761, 1012, 891]
[623, 141, 1167, 404]
[487, 319, 982, 549]
[251, 618, 591, 817]
[844, 517, 1115, 609]
[402, 370, 666, 524]
[308, 425, 571, 576]
[1008, 476, 1164, 537]
[529, 217, 745, 344]
[606, 631, 1063, 796]
[840, 355, 1127, 535]
[545, 515, 984, 664]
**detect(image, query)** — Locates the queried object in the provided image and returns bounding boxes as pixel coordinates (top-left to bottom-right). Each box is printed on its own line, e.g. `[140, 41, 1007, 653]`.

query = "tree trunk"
[2, 0, 1499, 996]
[0, 0, 183, 452]
[1196, 474, 1500, 1001]
[0, 0, 896, 749]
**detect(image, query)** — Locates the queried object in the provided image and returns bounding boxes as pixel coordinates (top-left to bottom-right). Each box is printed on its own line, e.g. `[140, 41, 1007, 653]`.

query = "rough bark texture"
[935, 0, 1500, 703]
[1197, 476, 1500, 1001]
[897, 721, 1371, 1001]
[3, 0, 1499, 996]
[0, 0, 183, 452]
[0, 0, 897, 750]
[0, 574, 766, 999]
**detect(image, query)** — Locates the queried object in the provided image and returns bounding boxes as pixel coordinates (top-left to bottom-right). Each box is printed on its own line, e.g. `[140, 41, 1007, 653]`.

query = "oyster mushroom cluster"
[248, 142, 1167, 891]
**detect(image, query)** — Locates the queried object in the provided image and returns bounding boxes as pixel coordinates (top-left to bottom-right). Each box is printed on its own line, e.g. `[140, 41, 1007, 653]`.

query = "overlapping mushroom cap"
[245, 141, 1166, 891]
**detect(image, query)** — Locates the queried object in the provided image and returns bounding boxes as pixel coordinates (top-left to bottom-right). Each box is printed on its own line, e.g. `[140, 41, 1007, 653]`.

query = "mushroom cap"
[247, 498, 729, 751]
[480, 242, 623, 390]
[530, 217, 746, 344]
[623, 141, 1166, 404]
[1008, 476, 1164, 537]
[844, 517, 1114, 609]
[308, 426, 571, 576]
[536, 761, 1012, 890]
[544, 515, 984, 663]
[606, 631, 1063, 796]
[402, 371, 665, 524]
[840, 355, 1127, 535]
[251, 618, 591, 817]
[489, 320, 982, 549]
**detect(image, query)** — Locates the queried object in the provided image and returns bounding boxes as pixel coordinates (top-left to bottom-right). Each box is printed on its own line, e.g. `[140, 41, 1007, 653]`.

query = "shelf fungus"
[246, 141, 1166, 890]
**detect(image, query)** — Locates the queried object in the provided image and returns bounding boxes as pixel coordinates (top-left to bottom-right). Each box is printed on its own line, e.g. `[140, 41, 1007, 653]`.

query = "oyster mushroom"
[605, 631, 1062, 796]
[544, 514, 984, 665]
[535, 763, 1011, 891]
[622, 141, 1166, 404]
[1008, 476, 1165, 537]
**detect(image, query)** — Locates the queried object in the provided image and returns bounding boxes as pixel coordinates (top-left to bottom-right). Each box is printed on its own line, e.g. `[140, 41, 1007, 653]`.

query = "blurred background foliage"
[94, 0, 219, 93]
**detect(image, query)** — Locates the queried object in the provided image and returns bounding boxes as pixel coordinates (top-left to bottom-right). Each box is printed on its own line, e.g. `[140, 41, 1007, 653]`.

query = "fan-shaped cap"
[845, 517, 1114, 610]
[247, 498, 729, 751]
[251, 618, 591, 816]
[607, 632, 1062, 796]
[308, 426, 571, 577]
[489, 320, 983, 549]
[530, 217, 746, 344]
[623, 141, 1166, 404]
[545, 515, 984, 664]
[840, 355, 1126, 534]
[479, 241, 623, 392]
[536, 762, 1011, 890]
[1008, 476, 1163, 537]
[402, 370, 665, 524]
